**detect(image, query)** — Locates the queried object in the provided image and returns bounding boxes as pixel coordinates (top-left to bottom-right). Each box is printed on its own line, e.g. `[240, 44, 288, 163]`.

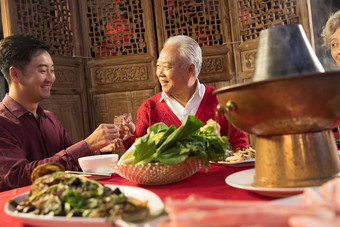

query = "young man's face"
[16, 50, 55, 103]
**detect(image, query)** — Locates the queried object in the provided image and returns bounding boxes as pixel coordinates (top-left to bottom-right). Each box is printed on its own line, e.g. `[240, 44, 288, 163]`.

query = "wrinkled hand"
[119, 122, 136, 140]
[84, 124, 120, 152]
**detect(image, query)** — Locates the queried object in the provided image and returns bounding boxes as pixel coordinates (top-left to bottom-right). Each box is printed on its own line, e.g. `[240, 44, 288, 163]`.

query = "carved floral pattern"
[238, 0, 299, 41]
[87, 0, 147, 57]
[161, 0, 223, 47]
[15, 0, 74, 56]
[201, 57, 224, 73]
[94, 65, 148, 85]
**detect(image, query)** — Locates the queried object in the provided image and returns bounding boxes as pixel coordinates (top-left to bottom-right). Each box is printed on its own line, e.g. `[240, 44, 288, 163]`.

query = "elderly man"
[123, 35, 248, 151]
[0, 34, 121, 191]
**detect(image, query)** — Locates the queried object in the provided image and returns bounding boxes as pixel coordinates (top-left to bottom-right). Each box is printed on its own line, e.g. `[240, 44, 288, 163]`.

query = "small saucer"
[225, 169, 315, 197]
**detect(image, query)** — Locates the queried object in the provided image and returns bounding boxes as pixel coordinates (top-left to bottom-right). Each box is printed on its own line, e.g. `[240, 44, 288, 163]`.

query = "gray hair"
[164, 35, 202, 77]
[321, 10, 340, 48]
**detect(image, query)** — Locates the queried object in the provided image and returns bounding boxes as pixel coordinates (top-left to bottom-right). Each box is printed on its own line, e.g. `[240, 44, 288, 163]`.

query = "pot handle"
[216, 100, 237, 139]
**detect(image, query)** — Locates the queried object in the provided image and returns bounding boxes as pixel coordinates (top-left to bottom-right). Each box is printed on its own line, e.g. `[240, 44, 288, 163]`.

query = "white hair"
[163, 35, 202, 77]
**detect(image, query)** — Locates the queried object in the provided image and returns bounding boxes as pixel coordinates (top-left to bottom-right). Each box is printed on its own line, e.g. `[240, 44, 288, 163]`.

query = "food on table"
[303, 178, 340, 215]
[160, 178, 340, 227]
[225, 145, 256, 162]
[9, 164, 150, 223]
[30, 162, 65, 183]
[119, 116, 231, 168]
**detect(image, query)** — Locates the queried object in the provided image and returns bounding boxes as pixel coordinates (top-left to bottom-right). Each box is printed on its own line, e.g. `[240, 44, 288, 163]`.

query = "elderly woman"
[322, 10, 340, 67]
[123, 35, 249, 151]
[322, 11, 340, 147]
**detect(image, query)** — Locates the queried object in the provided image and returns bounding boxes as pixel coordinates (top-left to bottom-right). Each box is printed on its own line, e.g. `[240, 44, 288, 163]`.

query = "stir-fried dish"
[225, 146, 256, 162]
[9, 169, 150, 223]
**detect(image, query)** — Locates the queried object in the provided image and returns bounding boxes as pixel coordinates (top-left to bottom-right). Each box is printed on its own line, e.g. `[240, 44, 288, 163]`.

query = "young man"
[0, 34, 120, 191]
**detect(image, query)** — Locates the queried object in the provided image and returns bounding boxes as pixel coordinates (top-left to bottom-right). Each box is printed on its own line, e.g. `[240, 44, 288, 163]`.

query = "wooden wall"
[0, 0, 314, 145]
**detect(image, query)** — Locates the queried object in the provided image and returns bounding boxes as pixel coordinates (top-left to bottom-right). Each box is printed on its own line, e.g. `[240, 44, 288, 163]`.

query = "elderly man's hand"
[84, 124, 120, 152]
[119, 121, 136, 140]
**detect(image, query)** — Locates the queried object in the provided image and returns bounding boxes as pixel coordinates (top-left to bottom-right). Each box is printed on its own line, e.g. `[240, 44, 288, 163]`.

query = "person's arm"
[218, 114, 249, 151]
[122, 100, 155, 151]
[0, 118, 120, 191]
[0, 132, 91, 191]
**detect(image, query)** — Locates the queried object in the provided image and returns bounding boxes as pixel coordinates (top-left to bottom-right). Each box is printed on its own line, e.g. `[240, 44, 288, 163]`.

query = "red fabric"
[0, 165, 274, 227]
[123, 85, 249, 151]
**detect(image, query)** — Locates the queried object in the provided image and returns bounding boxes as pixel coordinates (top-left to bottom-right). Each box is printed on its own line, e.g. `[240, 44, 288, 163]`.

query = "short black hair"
[0, 34, 51, 85]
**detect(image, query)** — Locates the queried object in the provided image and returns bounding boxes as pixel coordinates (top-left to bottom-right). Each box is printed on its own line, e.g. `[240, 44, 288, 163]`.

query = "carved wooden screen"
[0, 0, 89, 143]
[154, 0, 235, 89]
[154, 0, 313, 86]
[78, 0, 158, 129]
[228, 0, 313, 83]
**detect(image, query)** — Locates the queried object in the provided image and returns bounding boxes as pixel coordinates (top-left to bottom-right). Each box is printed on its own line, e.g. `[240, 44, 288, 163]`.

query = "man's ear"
[188, 64, 195, 76]
[9, 66, 21, 83]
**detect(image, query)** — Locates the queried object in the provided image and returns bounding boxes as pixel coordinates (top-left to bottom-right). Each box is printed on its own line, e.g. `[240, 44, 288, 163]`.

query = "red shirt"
[0, 94, 92, 191]
[123, 85, 249, 151]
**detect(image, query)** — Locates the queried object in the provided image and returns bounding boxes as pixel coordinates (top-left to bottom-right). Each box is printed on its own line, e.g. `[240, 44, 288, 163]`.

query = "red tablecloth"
[0, 164, 274, 227]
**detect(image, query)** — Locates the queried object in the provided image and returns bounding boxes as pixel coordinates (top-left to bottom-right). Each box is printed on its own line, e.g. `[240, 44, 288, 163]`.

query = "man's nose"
[157, 66, 164, 76]
[47, 71, 56, 82]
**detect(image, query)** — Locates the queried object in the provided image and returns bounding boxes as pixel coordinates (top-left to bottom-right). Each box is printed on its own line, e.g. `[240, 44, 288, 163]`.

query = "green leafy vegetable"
[119, 116, 232, 168]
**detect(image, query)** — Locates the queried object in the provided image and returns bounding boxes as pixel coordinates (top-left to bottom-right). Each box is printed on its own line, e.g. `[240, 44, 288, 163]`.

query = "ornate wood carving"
[201, 57, 224, 74]
[154, 0, 235, 84]
[229, 0, 313, 84]
[1, 0, 314, 144]
[159, 0, 224, 47]
[81, 0, 159, 130]
[40, 94, 85, 143]
[86, 0, 149, 57]
[237, 0, 300, 41]
[93, 89, 154, 126]
[92, 65, 148, 85]
[14, 0, 74, 56]
[53, 67, 80, 88]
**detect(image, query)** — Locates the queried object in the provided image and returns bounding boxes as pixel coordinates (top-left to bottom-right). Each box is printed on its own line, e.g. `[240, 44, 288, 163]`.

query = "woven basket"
[111, 158, 202, 185]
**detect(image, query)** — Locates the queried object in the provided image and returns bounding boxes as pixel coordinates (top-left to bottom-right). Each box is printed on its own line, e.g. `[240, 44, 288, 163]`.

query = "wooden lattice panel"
[40, 94, 85, 143]
[160, 0, 224, 47]
[87, 0, 148, 57]
[14, 0, 74, 56]
[52, 58, 82, 89]
[238, 0, 299, 41]
[93, 89, 154, 125]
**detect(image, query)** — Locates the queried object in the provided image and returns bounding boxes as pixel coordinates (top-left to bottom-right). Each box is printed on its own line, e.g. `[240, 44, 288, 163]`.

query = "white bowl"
[78, 154, 118, 173]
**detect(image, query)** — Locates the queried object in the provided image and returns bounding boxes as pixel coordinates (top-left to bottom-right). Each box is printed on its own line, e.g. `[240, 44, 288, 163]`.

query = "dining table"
[0, 164, 285, 227]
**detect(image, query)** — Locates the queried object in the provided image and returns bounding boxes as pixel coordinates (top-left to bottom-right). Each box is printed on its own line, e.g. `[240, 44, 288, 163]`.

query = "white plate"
[216, 159, 255, 167]
[225, 168, 314, 197]
[5, 185, 165, 227]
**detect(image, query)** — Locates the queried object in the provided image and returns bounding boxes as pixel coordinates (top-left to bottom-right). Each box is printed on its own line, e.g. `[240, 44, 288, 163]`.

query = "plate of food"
[217, 159, 255, 167]
[5, 169, 164, 227]
[216, 146, 256, 167]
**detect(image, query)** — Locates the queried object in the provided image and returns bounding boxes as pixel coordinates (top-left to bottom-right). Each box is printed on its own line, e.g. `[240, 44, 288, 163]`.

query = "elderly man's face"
[331, 27, 340, 66]
[156, 44, 192, 96]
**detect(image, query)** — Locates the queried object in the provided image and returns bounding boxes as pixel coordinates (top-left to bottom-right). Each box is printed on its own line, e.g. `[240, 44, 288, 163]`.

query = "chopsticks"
[65, 171, 112, 177]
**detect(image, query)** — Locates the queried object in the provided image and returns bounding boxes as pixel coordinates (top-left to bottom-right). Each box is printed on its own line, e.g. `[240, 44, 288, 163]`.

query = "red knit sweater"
[123, 85, 248, 151]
